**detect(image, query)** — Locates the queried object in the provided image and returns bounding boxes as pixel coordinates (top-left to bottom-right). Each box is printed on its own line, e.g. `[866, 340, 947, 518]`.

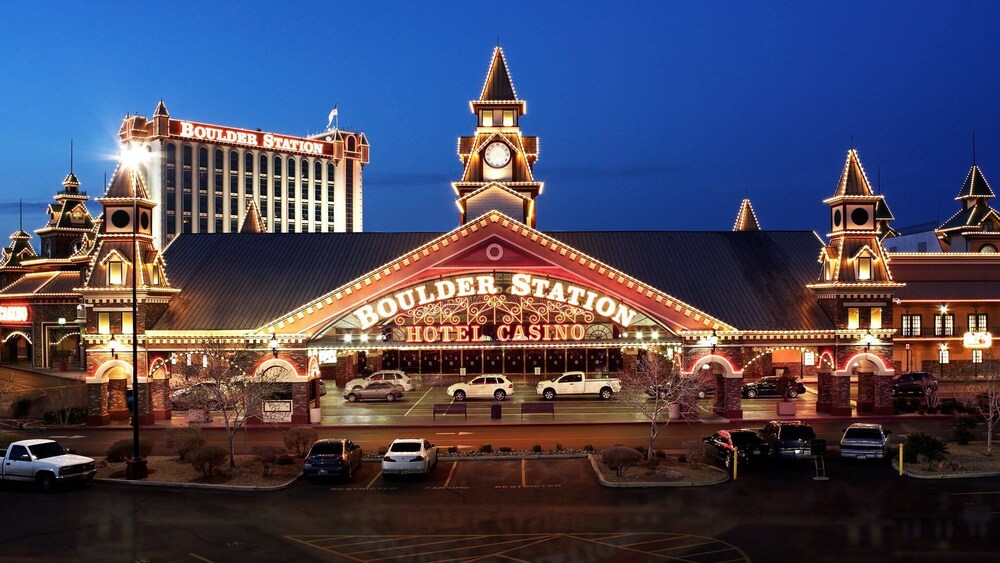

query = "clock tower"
[454, 47, 542, 227]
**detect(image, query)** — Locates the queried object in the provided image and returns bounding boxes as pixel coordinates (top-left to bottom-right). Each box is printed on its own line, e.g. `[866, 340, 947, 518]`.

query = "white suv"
[345, 370, 413, 392]
[447, 374, 514, 401]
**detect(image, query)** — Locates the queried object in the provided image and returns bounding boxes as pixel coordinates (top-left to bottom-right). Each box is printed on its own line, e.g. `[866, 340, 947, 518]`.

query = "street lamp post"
[125, 153, 146, 481]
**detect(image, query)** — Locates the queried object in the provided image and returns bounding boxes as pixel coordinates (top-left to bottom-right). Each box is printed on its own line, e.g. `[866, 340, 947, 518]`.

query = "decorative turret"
[454, 47, 542, 227]
[733, 198, 761, 232]
[36, 149, 95, 259]
[0, 229, 36, 288]
[936, 164, 1000, 252]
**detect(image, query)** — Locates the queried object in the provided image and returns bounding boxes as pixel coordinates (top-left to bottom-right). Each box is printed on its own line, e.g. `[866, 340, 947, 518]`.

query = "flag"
[326, 105, 338, 129]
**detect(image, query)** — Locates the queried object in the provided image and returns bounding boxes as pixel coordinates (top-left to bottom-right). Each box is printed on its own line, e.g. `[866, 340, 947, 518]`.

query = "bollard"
[898, 443, 904, 476]
[732, 446, 738, 481]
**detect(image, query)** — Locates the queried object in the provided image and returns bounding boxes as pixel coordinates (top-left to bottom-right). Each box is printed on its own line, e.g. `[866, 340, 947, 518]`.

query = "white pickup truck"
[536, 371, 621, 400]
[1, 439, 96, 490]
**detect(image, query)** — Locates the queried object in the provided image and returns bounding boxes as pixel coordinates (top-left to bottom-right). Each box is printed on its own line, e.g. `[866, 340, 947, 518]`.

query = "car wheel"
[599, 387, 613, 400]
[37, 473, 56, 492]
[454, 390, 466, 401]
[543, 388, 556, 400]
[787, 389, 798, 399]
[494, 389, 506, 401]
[347, 393, 359, 402]
[385, 393, 396, 402]
[746, 388, 758, 399]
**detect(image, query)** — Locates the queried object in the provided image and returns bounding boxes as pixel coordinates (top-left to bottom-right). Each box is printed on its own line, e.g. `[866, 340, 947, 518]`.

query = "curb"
[890, 459, 1000, 480]
[587, 454, 729, 488]
[95, 473, 302, 492]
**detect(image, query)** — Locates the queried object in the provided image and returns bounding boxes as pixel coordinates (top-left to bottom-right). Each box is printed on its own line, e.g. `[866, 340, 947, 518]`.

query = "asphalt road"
[1, 456, 997, 562]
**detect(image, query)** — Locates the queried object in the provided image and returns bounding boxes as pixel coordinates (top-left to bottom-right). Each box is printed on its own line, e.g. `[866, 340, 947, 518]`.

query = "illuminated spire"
[240, 200, 266, 233]
[733, 199, 761, 232]
[834, 149, 875, 197]
[956, 165, 995, 200]
[479, 46, 518, 101]
[153, 99, 169, 118]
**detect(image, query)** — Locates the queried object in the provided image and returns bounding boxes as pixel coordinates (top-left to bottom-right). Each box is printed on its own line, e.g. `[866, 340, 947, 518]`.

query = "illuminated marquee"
[0, 306, 29, 323]
[406, 323, 586, 343]
[351, 273, 638, 330]
[963, 332, 993, 350]
[175, 121, 327, 156]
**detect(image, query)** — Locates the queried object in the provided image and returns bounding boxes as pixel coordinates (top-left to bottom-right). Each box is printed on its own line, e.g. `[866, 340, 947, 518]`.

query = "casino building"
[119, 102, 369, 249]
[1, 47, 997, 425]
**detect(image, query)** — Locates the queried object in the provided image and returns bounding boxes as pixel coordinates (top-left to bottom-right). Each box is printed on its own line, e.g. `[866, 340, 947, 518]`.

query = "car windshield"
[389, 442, 421, 453]
[28, 442, 66, 459]
[845, 428, 884, 440]
[730, 432, 762, 447]
[309, 442, 344, 456]
[780, 426, 816, 440]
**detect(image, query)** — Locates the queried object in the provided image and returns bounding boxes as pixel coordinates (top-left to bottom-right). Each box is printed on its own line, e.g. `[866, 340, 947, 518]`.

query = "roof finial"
[877, 167, 881, 195]
[70, 138, 74, 173]
[18, 198, 22, 232]
[497, 36, 500, 48]
[850, 135, 854, 151]
[973, 130, 977, 165]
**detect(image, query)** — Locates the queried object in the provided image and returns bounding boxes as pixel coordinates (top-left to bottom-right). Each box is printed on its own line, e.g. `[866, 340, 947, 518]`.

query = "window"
[108, 261, 124, 285]
[847, 308, 860, 330]
[199, 216, 207, 232]
[938, 348, 949, 364]
[121, 312, 133, 336]
[502, 110, 514, 126]
[934, 314, 955, 336]
[969, 313, 988, 332]
[901, 314, 922, 337]
[215, 218, 223, 232]
[214, 148, 223, 169]
[151, 266, 160, 286]
[973, 349, 984, 364]
[982, 244, 997, 254]
[870, 308, 882, 329]
[98, 313, 110, 335]
[345, 159, 354, 232]
[182, 144, 192, 167]
[245, 153, 254, 196]
[857, 257, 872, 281]
[481, 110, 493, 127]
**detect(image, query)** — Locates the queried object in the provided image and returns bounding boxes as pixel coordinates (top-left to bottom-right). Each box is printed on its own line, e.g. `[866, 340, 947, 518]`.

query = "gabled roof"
[875, 198, 895, 221]
[956, 164, 995, 199]
[479, 46, 518, 101]
[938, 201, 1000, 232]
[240, 200, 266, 234]
[457, 183, 531, 203]
[0, 230, 36, 268]
[733, 199, 761, 232]
[833, 149, 875, 197]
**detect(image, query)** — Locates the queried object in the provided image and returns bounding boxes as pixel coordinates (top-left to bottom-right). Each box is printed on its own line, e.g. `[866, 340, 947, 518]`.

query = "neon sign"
[175, 121, 328, 156]
[405, 324, 586, 343]
[352, 273, 638, 330]
[0, 306, 28, 323]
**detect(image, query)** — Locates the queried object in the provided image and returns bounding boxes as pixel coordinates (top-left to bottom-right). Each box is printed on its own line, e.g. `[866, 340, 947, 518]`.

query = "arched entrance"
[841, 353, 894, 415]
[86, 360, 149, 425]
[686, 354, 742, 419]
[3, 331, 33, 366]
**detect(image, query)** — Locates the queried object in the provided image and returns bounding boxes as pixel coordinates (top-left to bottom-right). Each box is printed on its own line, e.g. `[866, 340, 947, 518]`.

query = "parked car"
[382, 438, 438, 479]
[760, 420, 817, 460]
[344, 381, 405, 402]
[345, 370, 414, 392]
[0, 439, 96, 490]
[839, 423, 891, 460]
[170, 382, 221, 410]
[703, 429, 772, 469]
[303, 439, 363, 481]
[741, 376, 807, 399]
[891, 371, 938, 398]
[646, 381, 715, 400]
[536, 371, 621, 400]
[447, 374, 515, 401]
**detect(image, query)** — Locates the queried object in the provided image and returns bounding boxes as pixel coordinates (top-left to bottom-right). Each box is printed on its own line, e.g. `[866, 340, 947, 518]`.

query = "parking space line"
[365, 470, 383, 489]
[443, 461, 458, 488]
[188, 554, 215, 563]
[404, 387, 434, 417]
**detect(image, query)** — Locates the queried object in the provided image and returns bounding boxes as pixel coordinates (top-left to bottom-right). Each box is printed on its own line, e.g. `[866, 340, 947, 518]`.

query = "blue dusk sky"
[2, 1, 1000, 244]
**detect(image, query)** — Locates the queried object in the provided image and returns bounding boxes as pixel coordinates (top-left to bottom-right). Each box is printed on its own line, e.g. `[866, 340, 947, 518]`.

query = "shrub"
[282, 427, 318, 457]
[478, 444, 493, 454]
[531, 444, 543, 453]
[555, 443, 564, 452]
[447, 446, 458, 454]
[42, 407, 88, 426]
[166, 427, 206, 459]
[252, 445, 284, 477]
[11, 398, 37, 418]
[106, 438, 154, 463]
[681, 440, 710, 469]
[904, 432, 948, 466]
[583, 444, 595, 453]
[0, 431, 23, 448]
[602, 446, 642, 477]
[187, 445, 228, 478]
[499, 447, 512, 453]
[952, 414, 978, 445]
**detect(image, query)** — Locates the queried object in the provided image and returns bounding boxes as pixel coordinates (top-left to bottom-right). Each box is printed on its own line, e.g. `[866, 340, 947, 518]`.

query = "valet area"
[1, 47, 998, 426]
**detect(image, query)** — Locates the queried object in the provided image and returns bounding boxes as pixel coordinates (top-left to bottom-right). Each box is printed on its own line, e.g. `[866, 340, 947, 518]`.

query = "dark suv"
[760, 420, 817, 460]
[891, 372, 938, 398]
[703, 429, 772, 469]
[303, 439, 363, 481]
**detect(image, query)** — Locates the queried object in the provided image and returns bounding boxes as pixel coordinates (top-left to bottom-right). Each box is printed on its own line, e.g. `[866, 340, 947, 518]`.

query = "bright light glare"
[119, 144, 149, 168]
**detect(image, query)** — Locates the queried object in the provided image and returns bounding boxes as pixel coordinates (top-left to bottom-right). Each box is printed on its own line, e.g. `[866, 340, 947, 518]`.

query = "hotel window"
[98, 313, 110, 335]
[481, 110, 493, 127]
[198, 147, 209, 192]
[199, 194, 208, 212]
[182, 169, 192, 191]
[231, 218, 238, 231]
[244, 153, 254, 196]
[121, 312, 133, 336]
[108, 261, 124, 285]
[939, 348, 949, 364]
[214, 195, 223, 215]
[502, 110, 514, 126]
[345, 159, 354, 232]
[870, 308, 882, 329]
[199, 216, 208, 232]
[215, 218, 223, 232]
[230, 194, 238, 215]
[847, 308, 860, 330]
[166, 218, 176, 235]
[327, 163, 335, 201]
[314, 162, 322, 201]
[287, 158, 296, 199]
[968, 313, 988, 332]
[934, 314, 955, 336]
[972, 349, 984, 364]
[901, 314, 921, 337]
[182, 144, 192, 167]
[857, 256, 872, 281]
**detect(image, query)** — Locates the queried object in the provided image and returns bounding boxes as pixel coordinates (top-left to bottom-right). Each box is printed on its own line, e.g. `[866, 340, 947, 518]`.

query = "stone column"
[815, 369, 833, 414]
[857, 371, 875, 414]
[873, 373, 895, 415]
[830, 374, 852, 416]
[86, 381, 110, 426]
[720, 376, 743, 419]
[291, 381, 309, 424]
[150, 378, 171, 420]
[136, 382, 154, 425]
[713, 373, 726, 416]
[108, 378, 129, 421]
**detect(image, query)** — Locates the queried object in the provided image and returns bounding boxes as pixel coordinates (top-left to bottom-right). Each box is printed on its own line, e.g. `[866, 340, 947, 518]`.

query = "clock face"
[484, 141, 511, 168]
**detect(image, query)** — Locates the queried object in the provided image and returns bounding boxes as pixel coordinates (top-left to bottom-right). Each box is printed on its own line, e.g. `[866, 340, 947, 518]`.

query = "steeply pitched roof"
[156, 230, 832, 332]
[834, 149, 875, 197]
[153, 99, 169, 118]
[733, 199, 761, 232]
[875, 199, 895, 221]
[239, 200, 266, 234]
[103, 164, 150, 200]
[956, 165, 995, 199]
[479, 47, 518, 101]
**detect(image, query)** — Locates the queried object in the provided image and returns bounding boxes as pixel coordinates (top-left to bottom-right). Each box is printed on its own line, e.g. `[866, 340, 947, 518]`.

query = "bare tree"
[177, 339, 283, 468]
[42, 384, 87, 425]
[616, 350, 702, 462]
[958, 356, 1000, 456]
